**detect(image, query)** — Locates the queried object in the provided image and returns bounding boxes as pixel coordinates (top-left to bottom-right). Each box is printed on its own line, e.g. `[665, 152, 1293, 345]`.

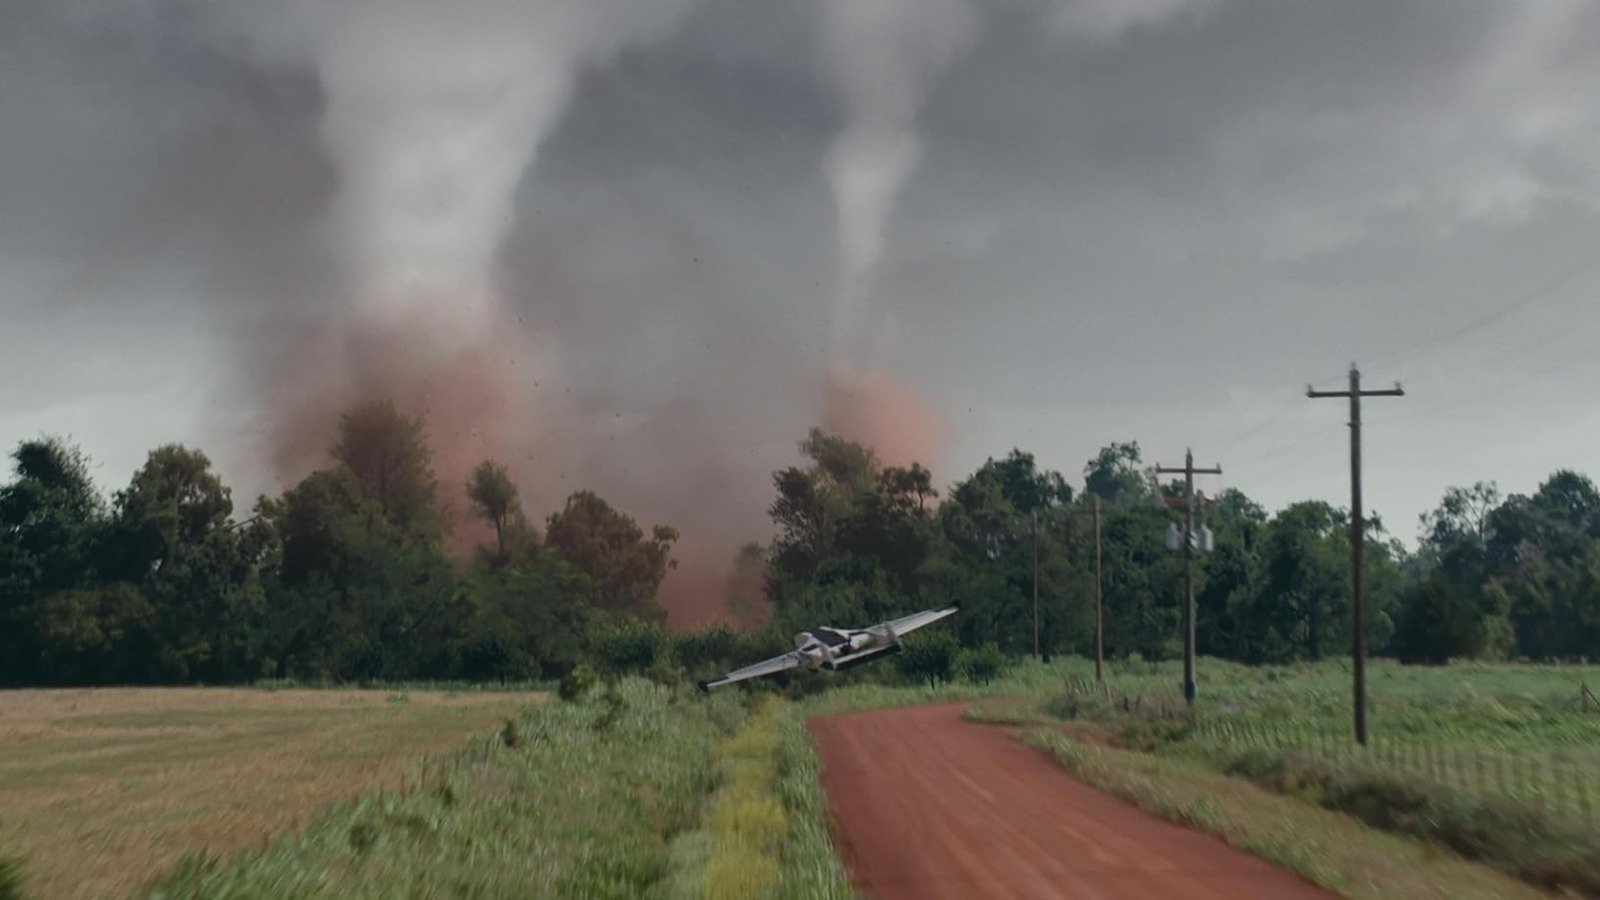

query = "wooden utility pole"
[1156, 450, 1222, 708]
[1309, 364, 1403, 746]
[1032, 509, 1041, 661]
[1093, 496, 1104, 684]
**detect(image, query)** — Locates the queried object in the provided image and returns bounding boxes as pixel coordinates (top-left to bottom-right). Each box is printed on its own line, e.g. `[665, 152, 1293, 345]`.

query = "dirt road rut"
[808, 703, 1330, 899]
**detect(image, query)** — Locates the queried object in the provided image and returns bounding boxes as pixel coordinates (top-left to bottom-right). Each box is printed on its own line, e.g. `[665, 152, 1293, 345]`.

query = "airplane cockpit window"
[813, 628, 851, 648]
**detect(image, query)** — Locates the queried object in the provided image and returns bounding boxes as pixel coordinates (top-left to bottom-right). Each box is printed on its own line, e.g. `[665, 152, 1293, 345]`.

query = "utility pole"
[1032, 508, 1041, 661]
[1309, 363, 1403, 746]
[1093, 496, 1104, 684]
[1156, 449, 1221, 708]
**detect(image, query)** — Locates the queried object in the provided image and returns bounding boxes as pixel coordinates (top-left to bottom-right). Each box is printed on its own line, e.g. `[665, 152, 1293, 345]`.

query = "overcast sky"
[4, 0, 1600, 553]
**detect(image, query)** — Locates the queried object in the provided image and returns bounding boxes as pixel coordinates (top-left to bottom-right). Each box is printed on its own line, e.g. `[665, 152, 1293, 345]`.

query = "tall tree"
[332, 401, 439, 537]
[0, 438, 106, 683]
[466, 460, 526, 561]
[544, 491, 677, 623]
[105, 445, 268, 681]
[930, 450, 1083, 656]
[766, 429, 938, 631]
[1083, 441, 1152, 505]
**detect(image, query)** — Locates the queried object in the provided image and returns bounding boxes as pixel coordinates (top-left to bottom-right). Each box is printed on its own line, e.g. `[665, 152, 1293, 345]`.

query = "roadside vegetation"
[1019, 729, 1543, 900]
[115, 679, 853, 900]
[1009, 659, 1600, 895]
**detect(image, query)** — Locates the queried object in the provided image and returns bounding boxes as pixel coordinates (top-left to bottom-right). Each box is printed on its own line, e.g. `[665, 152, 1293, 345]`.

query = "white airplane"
[699, 604, 960, 690]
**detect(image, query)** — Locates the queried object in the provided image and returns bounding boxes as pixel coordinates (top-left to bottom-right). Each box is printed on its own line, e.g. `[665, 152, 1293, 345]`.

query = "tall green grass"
[138, 680, 854, 900]
[144, 680, 742, 899]
[0, 856, 23, 900]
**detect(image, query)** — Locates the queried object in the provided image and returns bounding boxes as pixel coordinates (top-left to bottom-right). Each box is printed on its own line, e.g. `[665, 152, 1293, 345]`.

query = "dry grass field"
[0, 687, 539, 899]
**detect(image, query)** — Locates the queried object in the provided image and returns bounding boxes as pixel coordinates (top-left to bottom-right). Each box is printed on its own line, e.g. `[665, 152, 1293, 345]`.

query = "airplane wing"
[882, 604, 960, 638]
[699, 650, 807, 691]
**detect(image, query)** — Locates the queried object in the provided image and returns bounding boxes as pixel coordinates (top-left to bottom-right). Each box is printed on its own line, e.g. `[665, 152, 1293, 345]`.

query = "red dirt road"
[808, 704, 1330, 899]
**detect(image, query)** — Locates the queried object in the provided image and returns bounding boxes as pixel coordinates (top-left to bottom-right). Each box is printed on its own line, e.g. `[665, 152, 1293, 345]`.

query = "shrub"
[1119, 717, 1195, 752]
[594, 620, 665, 674]
[646, 653, 685, 689]
[674, 625, 739, 675]
[957, 643, 1007, 684]
[559, 662, 597, 701]
[499, 717, 524, 748]
[896, 632, 958, 688]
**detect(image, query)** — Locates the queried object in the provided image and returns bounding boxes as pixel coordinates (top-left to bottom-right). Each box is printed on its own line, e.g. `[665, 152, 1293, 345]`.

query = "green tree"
[105, 445, 269, 682]
[0, 438, 106, 684]
[544, 491, 677, 623]
[766, 429, 939, 633]
[456, 548, 594, 680]
[268, 454, 463, 680]
[332, 401, 439, 538]
[466, 460, 528, 562]
[930, 450, 1083, 657]
[1083, 441, 1152, 505]
[1396, 577, 1486, 663]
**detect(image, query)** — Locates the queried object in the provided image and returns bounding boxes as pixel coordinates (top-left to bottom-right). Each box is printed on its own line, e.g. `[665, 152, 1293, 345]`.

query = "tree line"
[761, 430, 1600, 667]
[4, 409, 1597, 688]
[0, 402, 679, 685]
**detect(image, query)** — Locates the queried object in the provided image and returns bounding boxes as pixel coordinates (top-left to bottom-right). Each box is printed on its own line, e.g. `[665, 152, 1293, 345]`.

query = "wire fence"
[1057, 676, 1600, 833]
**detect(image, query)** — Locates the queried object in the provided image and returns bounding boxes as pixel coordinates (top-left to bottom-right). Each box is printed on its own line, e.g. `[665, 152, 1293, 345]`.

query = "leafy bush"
[673, 625, 739, 675]
[957, 642, 1007, 683]
[594, 619, 665, 674]
[499, 717, 524, 748]
[896, 632, 958, 688]
[646, 653, 684, 689]
[559, 662, 597, 702]
[1118, 717, 1195, 752]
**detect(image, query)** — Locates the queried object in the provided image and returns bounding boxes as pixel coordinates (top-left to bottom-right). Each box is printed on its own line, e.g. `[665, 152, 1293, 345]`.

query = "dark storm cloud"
[4, 0, 1600, 559]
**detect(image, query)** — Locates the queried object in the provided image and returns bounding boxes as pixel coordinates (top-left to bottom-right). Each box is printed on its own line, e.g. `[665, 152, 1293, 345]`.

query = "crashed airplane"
[699, 604, 960, 690]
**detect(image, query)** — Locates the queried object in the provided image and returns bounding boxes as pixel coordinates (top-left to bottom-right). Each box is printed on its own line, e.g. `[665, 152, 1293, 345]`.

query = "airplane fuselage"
[793, 625, 894, 671]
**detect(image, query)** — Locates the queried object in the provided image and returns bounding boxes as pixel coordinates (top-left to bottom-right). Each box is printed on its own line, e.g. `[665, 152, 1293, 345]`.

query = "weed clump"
[499, 717, 523, 748]
[0, 855, 24, 900]
[559, 663, 596, 702]
[957, 642, 1008, 684]
[348, 820, 377, 854]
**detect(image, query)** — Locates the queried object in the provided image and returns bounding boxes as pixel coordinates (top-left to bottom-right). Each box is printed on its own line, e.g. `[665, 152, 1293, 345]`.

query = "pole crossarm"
[1306, 386, 1405, 399]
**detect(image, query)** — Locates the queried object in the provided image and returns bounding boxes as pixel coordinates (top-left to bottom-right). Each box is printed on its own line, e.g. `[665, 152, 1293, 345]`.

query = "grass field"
[0, 687, 537, 899]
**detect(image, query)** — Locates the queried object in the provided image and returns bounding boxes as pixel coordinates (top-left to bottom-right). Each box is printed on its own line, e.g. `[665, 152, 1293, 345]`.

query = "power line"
[1363, 248, 1600, 371]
